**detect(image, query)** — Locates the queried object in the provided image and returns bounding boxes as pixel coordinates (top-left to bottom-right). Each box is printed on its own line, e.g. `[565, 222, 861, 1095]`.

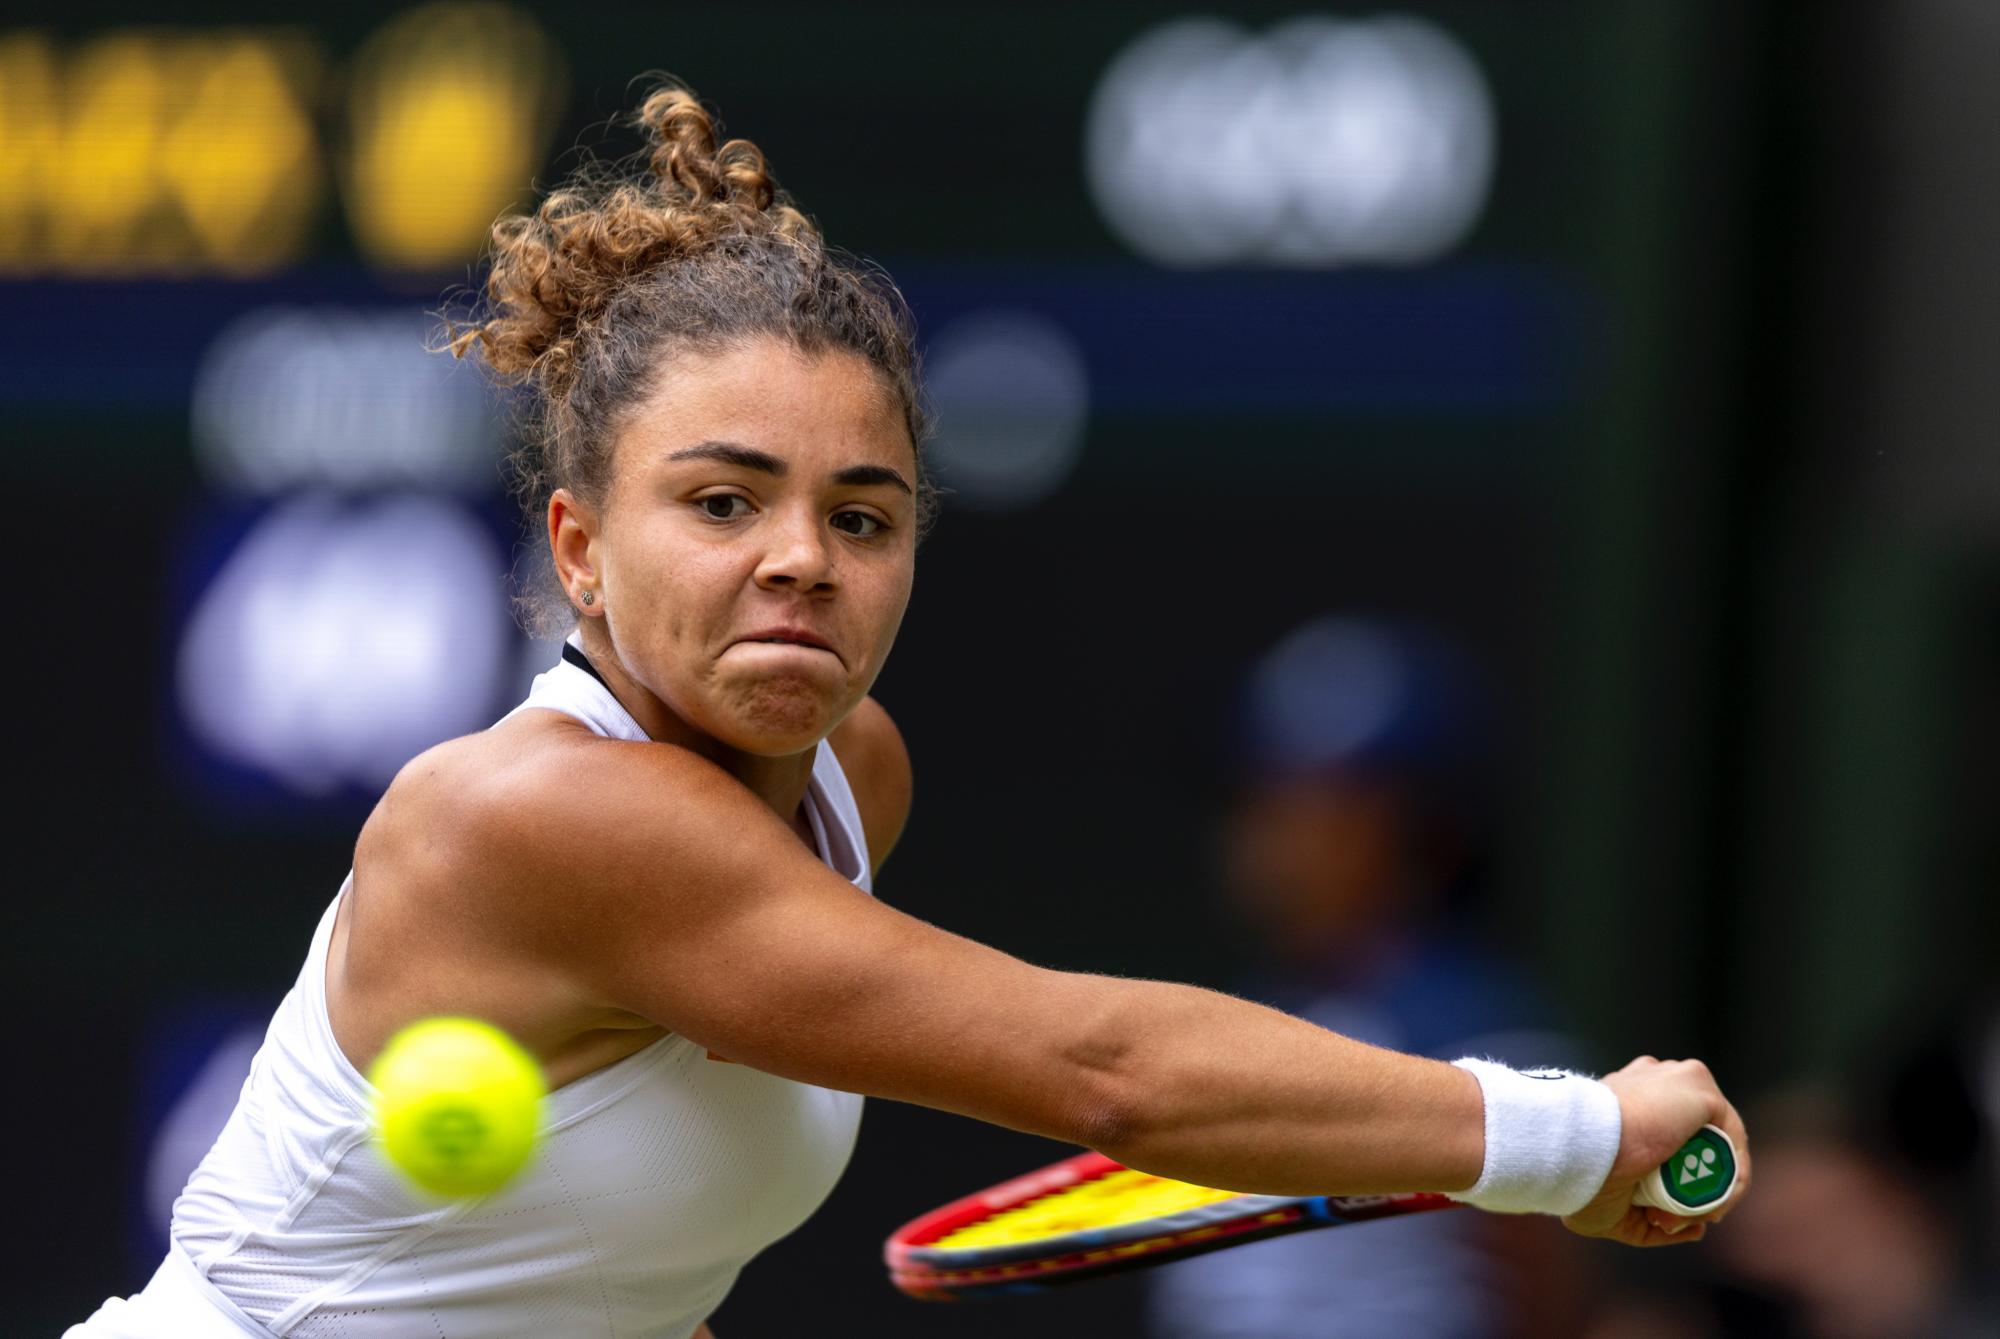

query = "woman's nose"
[753, 508, 835, 591]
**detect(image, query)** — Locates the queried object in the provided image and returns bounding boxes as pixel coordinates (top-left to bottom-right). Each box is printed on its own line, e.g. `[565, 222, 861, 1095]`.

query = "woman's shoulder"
[826, 696, 914, 877]
[359, 717, 600, 874]
[355, 698, 912, 918]
[366, 712, 715, 865]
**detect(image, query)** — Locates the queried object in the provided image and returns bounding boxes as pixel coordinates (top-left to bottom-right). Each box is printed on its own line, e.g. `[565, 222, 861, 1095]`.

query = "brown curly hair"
[440, 83, 937, 637]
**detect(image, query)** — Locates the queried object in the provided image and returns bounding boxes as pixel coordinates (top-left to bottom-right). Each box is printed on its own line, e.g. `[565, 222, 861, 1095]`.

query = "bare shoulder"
[826, 695, 914, 878]
[363, 711, 756, 917]
[357, 718, 572, 901]
[340, 715, 666, 1063]
[363, 698, 912, 917]
[352, 711, 808, 1015]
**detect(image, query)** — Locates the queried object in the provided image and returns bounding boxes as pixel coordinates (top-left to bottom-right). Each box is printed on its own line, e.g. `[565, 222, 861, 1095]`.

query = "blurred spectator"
[1145, 615, 1592, 1339]
[1708, 1020, 1998, 1339]
[1718, 1125, 1956, 1337]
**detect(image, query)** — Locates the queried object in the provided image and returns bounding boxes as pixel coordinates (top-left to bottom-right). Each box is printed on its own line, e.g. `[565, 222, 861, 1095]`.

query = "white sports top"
[81, 640, 870, 1338]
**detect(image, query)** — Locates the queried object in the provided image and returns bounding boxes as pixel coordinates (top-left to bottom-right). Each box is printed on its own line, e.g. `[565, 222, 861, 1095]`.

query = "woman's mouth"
[734, 627, 842, 665]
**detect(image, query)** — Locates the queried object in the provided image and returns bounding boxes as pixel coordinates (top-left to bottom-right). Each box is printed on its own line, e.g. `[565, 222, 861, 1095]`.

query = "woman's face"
[553, 336, 918, 756]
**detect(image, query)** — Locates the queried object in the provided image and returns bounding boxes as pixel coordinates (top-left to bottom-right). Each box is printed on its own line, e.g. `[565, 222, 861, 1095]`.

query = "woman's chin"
[715, 682, 842, 754]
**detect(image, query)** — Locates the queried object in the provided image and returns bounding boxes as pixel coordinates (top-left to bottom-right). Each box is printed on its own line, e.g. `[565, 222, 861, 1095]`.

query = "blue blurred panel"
[903, 262, 1583, 412]
[160, 491, 517, 820]
[3, 262, 1582, 416]
[0, 272, 402, 410]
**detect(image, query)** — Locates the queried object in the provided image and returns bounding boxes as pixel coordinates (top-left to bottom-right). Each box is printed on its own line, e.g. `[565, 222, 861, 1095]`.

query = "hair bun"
[444, 81, 811, 397]
[640, 87, 778, 215]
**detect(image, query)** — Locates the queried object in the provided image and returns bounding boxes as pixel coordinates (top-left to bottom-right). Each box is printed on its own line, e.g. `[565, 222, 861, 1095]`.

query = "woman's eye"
[699, 495, 750, 521]
[833, 511, 884, 538]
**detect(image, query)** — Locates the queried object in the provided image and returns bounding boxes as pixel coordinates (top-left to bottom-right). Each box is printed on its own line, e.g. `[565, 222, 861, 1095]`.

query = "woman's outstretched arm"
[408, 724, 1742, 1230]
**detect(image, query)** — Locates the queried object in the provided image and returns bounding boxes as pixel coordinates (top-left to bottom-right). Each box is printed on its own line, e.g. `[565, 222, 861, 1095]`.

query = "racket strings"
[934, 1169, 1244, 1250]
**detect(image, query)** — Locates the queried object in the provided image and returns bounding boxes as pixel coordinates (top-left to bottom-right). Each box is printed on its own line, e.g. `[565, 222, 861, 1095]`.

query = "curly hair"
[439, 83, 937, 638]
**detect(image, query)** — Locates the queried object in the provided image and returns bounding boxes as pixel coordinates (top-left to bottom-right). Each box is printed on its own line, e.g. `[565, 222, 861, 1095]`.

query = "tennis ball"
[368, 1016, 547, 1198]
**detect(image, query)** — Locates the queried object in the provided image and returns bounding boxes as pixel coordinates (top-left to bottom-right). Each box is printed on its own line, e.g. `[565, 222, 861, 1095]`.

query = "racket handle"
[1631, 1124, 1738, 1216]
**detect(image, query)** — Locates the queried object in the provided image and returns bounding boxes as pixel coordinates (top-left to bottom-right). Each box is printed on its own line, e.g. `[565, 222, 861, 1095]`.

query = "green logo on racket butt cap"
[1632, 1125, 1737, 1215]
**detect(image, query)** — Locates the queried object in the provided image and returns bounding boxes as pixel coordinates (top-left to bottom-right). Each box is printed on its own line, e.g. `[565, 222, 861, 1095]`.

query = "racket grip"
[1631, 1124, 1738, 1216]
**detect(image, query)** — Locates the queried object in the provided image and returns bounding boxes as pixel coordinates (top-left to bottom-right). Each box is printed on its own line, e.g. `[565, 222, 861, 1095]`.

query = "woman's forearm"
[1080, 977, 1485, 1197]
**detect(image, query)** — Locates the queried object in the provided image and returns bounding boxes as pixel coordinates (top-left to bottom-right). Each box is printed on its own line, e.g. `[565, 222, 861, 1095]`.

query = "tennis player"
[70, 85, 1749, 1338]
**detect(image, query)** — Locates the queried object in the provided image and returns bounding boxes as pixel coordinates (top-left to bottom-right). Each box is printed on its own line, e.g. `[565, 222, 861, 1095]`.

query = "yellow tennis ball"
[368, 1016, 546, 1198]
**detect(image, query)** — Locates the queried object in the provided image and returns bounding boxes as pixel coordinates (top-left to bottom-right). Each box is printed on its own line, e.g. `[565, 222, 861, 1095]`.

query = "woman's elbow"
[1043, 1000, 1150, 1154]
[1063, 1077, 1146, 1156]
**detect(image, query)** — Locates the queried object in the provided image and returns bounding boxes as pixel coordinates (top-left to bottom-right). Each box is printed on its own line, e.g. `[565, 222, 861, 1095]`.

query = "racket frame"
[884, 1150, 1456, 1299]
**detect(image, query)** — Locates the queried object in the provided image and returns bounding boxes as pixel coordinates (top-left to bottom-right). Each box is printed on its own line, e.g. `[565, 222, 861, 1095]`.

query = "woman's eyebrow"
[666, 440, 912, 494]
[835, 464, 913, 494]
[667, 440, 783, 474]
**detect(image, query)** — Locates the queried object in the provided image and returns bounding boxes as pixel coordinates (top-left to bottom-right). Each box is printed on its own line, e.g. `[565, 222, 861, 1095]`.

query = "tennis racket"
[885, 1125, 1738, 1300]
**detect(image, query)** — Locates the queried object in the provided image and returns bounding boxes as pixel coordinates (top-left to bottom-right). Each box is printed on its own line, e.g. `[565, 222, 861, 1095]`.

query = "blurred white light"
[1085, 20, 1287, 268]
[191, 306, 500, 494]
[177, 494, 511, 794]
[925, 311, 1090, 510]
[1250, 617, 1408, 769]
[1086, 14, 1494, 268]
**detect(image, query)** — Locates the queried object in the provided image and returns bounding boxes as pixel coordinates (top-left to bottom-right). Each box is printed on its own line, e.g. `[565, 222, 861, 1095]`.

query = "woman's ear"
[549, 488, 605, 617]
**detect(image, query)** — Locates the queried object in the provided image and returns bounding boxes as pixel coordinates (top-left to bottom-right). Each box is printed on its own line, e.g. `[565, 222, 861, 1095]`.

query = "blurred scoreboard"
[0, 8, 564, 275]
[0, 3, 1644, 273]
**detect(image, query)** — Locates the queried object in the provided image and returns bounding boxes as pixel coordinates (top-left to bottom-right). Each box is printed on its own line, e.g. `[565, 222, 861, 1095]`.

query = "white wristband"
[1446, 1057, 1622, 1216]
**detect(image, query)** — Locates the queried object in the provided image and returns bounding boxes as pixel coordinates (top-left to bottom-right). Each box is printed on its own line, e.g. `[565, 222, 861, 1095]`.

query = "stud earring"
[580, 589, 596, 607]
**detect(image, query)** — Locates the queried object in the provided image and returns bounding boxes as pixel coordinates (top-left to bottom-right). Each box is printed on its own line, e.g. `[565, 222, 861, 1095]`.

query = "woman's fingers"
[1573, 1052, 1750, 1247]
[1706, 1096, 1752, 1223]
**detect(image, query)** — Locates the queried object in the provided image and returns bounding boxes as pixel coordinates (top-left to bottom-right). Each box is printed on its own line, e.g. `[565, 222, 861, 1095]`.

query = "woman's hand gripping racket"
[885, 1126, 1738, 1300]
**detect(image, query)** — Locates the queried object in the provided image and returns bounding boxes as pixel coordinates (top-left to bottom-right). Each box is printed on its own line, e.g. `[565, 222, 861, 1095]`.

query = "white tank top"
[150, 640, 870, 1338]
